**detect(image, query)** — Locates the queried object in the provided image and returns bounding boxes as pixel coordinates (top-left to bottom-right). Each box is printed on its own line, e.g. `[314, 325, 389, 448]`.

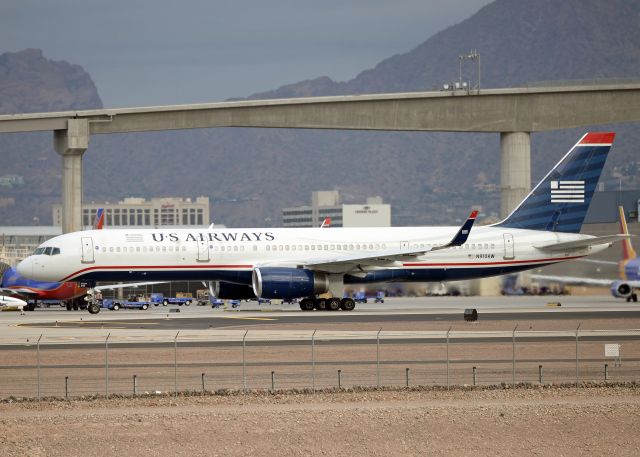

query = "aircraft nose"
[16, 257, 33, 278]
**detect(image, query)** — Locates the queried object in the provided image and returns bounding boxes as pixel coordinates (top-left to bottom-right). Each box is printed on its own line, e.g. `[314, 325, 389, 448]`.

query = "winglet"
[433, 210, 478, 251]
[320, 217, 331, 228]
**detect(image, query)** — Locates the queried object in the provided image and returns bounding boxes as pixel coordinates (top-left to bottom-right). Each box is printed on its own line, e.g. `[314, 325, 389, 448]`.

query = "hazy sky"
[3, 0, 492, 108]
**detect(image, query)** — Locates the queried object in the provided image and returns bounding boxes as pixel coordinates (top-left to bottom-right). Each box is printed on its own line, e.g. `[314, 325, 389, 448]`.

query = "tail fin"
[619, 206, 636, 260]
[496, 132, 614, 233]
[92, 208, 105, 230]
[618, 206, 636, 280]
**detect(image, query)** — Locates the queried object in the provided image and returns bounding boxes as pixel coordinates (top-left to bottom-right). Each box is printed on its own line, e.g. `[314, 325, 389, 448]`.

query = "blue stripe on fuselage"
[1, 267, 63, 291]
[70, 264, 553, 286]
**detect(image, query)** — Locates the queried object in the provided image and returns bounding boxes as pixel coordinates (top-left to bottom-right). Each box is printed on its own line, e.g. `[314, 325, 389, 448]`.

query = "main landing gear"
[299, 297, 356, 312]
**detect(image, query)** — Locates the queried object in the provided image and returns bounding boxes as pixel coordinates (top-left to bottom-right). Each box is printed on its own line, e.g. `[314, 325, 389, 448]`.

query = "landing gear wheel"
[326, 297, 341, 311]
[25, 303, 36, 312]
[66, 301, 72, 311]
[88, 303, 100, 314]
[633, 294, 638, 303]
[314, 299, 327, 311]
[72, 303, 79, 311]
[340, 298, 356, 311]
[299, 298, 315, 311]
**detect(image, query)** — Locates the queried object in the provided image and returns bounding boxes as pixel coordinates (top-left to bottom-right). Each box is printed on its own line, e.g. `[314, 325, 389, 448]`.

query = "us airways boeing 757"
[18, 133, 627, 314]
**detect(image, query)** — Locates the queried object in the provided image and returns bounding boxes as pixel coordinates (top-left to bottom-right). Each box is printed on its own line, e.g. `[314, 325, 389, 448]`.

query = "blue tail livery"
[496, 132, 615, 233]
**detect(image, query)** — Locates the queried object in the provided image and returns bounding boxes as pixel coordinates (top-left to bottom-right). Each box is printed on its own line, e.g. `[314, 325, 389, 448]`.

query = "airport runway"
[1, 295, 639, 344]
[15, 309, 640, 330]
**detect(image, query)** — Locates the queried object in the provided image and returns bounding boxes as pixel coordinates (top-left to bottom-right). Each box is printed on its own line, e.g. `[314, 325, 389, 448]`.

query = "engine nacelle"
[211, 281, 256, 300]
[252, 267, 329, 299]
[611, 280, 632, 298]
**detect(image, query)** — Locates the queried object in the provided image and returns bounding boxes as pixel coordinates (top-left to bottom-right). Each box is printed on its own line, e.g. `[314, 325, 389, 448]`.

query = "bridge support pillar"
[500, 131, 531, 218]
[54, 119, 89, 234]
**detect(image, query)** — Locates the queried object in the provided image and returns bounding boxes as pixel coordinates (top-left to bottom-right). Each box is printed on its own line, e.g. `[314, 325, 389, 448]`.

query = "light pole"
[459, 50, 481, 93]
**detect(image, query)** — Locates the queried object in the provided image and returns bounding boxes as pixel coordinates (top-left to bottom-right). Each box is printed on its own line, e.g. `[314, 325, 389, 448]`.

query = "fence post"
[512, 324, 518, 386]
[575, 323, 581, 386]
[105, 333, 110, 398]
[472, 366, 477, 386]
[174, 331, 180, 396]
[202, 373, 206, 393]
[242, 330, 248, 392]
[376, 328, 382, 387]
[405, 368, 410, 388]
[338, 369, 342, 389]
[36, 334, 42, 401]
[539, 365, 543, 384]
[271, 371, 276, 391]
[311, 330, 316, 392]
[133, 375, 137, 396]
[446, 326, 451, 389]
[604, 363, 609, 382]
[65, 376, 69, 399]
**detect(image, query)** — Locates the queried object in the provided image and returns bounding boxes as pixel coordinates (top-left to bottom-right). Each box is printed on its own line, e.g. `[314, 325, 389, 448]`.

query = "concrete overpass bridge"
[1, 83, 639, 232]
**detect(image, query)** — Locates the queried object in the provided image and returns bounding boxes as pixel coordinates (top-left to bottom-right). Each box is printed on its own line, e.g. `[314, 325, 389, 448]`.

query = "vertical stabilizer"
[496, 132, 615, 233]
[618, 206, 636, 280]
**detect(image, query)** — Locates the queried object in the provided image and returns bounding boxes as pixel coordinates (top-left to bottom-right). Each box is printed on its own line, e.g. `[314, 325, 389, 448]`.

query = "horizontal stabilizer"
[535, 234, 632, 252]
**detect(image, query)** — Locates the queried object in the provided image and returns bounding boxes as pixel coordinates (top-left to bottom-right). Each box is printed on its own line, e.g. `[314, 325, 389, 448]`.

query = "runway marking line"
[218, 316, 277, 321]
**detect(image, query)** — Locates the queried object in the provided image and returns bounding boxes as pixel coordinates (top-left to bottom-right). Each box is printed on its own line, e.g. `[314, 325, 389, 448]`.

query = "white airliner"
[18, 132, 627, 314]
[0, 293, 28, 312]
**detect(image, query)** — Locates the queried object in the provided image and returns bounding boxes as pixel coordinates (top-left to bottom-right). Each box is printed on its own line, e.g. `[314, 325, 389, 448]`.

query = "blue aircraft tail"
[495, 132, 615, 233]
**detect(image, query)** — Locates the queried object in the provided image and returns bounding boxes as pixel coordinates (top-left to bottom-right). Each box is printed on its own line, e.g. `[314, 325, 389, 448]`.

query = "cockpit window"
[33, 247, 61, 256]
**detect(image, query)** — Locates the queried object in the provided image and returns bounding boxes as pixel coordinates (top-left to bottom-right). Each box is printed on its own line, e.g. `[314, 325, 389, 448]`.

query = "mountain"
[0, 49, 102, 225]
[1, 0, 639, 227]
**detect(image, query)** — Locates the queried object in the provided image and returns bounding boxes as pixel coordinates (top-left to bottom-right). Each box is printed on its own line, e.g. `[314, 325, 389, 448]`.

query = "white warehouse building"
[282, 191, 391, 228]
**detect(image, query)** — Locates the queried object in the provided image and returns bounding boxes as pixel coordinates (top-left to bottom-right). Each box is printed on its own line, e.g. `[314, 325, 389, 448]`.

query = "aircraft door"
[400, 241, 409, 250]
[197, 240, 210, 262]
[81, 237, 95, 263]
[503, 233, 515, 260]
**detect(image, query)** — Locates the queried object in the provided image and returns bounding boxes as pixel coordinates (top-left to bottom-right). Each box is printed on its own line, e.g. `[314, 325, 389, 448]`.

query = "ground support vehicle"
[102, 297, 150, 311]
[374, 291, 385, 304]
[151, 293, 193, 306]
[32, 299, 66, 309]
[196, 289, 210, 306]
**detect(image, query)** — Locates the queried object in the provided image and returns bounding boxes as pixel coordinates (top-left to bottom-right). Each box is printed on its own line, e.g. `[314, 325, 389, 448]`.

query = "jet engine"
[209, 281, 256, 300]
[252, 267, 329, 299]
[611, 280, 632, 298]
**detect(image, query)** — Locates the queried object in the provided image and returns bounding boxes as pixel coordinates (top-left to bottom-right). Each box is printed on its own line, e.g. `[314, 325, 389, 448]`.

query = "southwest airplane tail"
[496, 132, 614, 233]
[17, 132, 627, 314]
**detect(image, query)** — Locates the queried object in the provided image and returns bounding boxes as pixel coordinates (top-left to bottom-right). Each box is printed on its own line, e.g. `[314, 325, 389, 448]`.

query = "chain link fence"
[1, 327, 638, 399]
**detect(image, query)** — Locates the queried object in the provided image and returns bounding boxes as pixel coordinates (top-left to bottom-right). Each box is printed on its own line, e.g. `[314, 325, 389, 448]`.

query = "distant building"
[52, 196, 210, 228]
[282, 191, 391, 227]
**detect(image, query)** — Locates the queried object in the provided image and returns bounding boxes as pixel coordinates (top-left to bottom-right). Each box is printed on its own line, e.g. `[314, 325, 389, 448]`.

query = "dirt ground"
[1, 385, 638, 457]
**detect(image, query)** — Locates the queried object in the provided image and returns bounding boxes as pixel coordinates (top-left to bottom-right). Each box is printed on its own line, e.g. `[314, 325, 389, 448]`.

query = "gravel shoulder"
[1, 386, 639, 457]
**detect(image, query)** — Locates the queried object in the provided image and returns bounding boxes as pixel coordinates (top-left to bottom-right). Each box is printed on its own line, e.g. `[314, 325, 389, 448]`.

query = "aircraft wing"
[94, 281, 167, 291]
[273, 210, 478, 273]
[0, 287, 39, 298]
[534, 234, 632, 252]
[576, 258, 619, 266]
[530, 274, 613, 287]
